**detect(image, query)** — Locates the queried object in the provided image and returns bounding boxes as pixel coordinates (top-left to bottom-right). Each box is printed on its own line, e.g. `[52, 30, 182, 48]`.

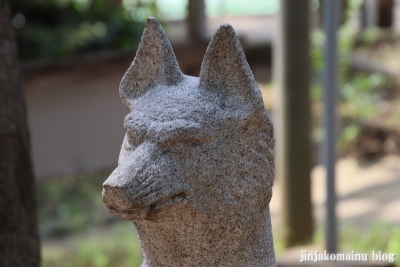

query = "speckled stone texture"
[102, 17, 276, 267]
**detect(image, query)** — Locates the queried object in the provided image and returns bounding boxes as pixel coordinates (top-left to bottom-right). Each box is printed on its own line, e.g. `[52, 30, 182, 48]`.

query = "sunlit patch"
[11, 13, 25, 28]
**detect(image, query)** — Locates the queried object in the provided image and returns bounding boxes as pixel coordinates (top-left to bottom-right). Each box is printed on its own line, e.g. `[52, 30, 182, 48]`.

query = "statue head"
[102, 17, 276, 267]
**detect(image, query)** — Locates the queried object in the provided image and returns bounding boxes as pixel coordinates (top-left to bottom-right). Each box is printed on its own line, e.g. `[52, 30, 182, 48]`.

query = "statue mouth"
[107, 205, 148, 220]
[148, 191, 188, 214]
[105, 191, 188, 220]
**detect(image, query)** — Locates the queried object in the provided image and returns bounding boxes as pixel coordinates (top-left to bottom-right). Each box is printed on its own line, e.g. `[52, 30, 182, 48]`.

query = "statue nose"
[103, 183, 125, 196]
[102, 181, 144, 211]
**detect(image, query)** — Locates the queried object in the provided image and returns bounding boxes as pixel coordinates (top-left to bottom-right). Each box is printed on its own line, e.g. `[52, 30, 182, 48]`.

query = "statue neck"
[134, 206, 276, 267]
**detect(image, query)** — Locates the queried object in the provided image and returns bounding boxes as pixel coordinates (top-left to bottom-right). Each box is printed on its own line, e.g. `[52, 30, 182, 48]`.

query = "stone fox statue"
[102, 17, 276, 267]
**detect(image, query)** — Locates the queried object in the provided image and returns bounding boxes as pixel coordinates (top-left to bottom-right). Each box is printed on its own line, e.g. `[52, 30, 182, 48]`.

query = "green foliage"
[309, 0, 396, 155]
[341, 73, 387, 118]
[313, 223, 400, 266]
[37, 169, 112, 236]
[10, 0, 158, 60]
[341, 223, 400, 257]
[42, 223, 143, 267]
[38, 172, 143, 266]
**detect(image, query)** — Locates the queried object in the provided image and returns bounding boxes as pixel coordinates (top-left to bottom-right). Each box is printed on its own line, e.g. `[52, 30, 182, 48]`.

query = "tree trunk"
[187, 0, 206, 42]
[377, 0, 394, 28]
[361, 0, 394, 29]
[0, 1, 41, 266]
[275, 0, 314, 247]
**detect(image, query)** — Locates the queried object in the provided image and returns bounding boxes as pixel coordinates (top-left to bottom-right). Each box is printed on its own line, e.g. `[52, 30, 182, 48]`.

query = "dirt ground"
[271, 155, 400, 230]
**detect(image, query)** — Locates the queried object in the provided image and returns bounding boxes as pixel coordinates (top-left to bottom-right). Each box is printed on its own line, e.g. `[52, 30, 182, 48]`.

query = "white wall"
[24, 58, 130, 179]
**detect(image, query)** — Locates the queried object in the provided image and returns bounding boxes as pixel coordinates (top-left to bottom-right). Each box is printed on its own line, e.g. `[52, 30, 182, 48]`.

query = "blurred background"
[7, 0, 400, 266]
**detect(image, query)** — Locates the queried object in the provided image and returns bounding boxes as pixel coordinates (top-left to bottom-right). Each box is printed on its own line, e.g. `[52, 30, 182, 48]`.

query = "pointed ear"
[199, 24, 259, 100]
[120, 17, 183, 109]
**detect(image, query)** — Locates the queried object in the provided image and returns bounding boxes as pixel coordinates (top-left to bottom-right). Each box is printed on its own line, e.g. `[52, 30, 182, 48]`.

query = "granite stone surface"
[102, 17, 276, 267]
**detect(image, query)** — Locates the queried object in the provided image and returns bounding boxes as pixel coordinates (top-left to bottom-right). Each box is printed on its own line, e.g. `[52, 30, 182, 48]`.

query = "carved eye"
[124, 123, 145, 147]
[160, 138, 202, 154]
[123, 133, 137, 150]
[126, 132, 140, 146]
[119, 134, 136, 163]
[124, 115, 146, 146]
